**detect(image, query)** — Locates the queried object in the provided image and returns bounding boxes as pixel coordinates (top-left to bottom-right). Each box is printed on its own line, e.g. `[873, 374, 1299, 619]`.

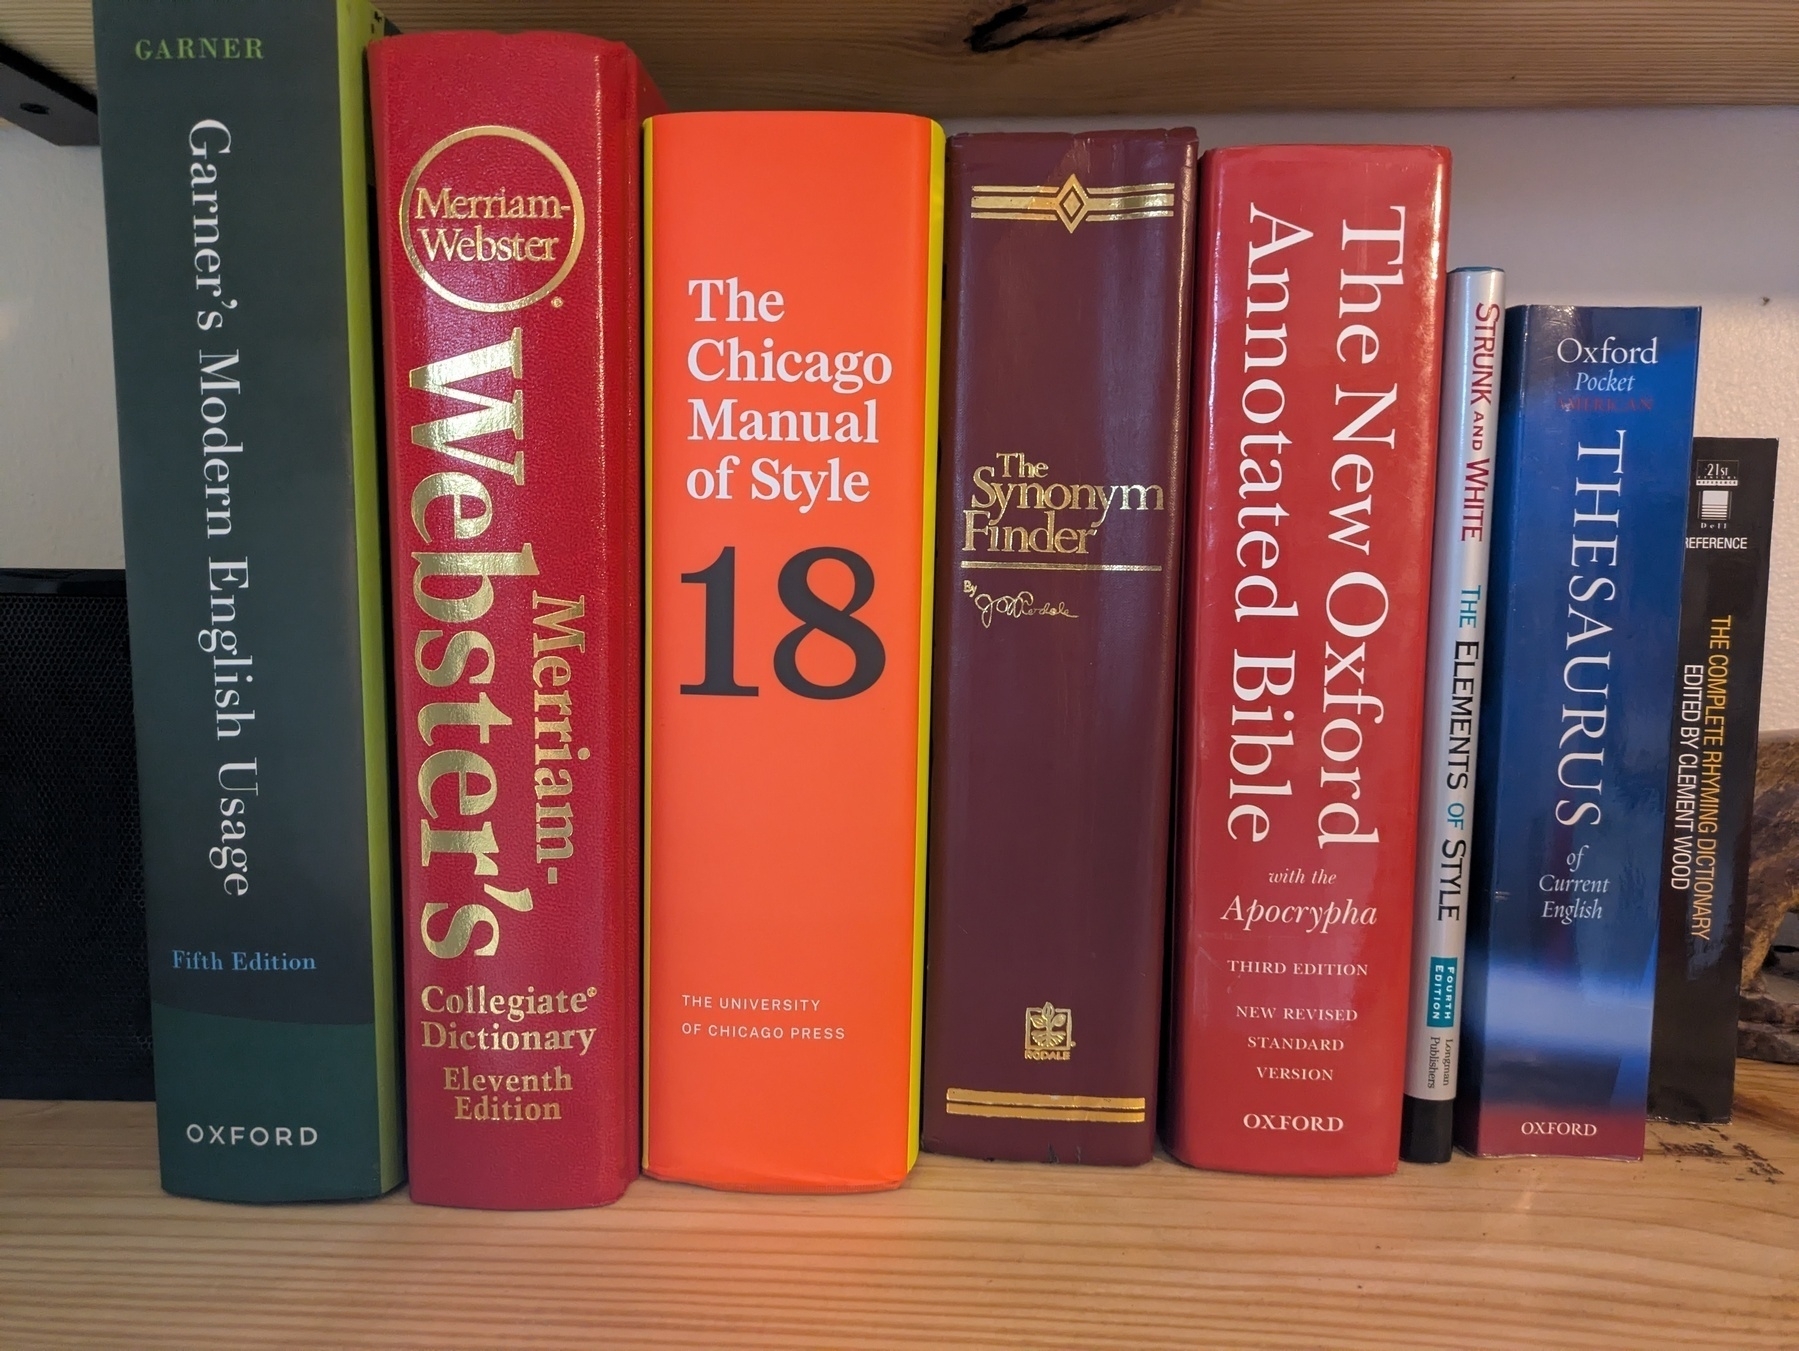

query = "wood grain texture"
[1746, 731, 1799, 983]
[2, 1063, 1796, 1348]
[3, 0, 1799, 115]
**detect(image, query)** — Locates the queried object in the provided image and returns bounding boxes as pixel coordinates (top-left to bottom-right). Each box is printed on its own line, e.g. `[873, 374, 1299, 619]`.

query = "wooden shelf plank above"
[2, 1061, 1796, 1348]
[3, 0, 1798, 118]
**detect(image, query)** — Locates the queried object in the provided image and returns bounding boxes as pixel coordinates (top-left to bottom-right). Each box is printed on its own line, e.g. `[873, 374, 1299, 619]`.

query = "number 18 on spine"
[1401, 268, 1506, 1164]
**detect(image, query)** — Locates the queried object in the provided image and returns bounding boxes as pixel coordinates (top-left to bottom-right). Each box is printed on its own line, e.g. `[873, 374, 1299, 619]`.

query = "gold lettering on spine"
[531, 595, 587, 866]
[410, 330, 527, 484]
[398, 127, 586, 313]
[957, 452, 1166, 573]
[406, 329, 535, 958]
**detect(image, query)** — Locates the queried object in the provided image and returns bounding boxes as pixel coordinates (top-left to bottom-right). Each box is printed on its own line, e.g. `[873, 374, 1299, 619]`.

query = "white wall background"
[0, 126, 117, 572]
[3, 107, 1796, 725]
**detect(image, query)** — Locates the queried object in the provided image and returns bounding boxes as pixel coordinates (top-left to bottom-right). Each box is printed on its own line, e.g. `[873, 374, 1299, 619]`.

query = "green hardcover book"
[94, 0, 401, 1201]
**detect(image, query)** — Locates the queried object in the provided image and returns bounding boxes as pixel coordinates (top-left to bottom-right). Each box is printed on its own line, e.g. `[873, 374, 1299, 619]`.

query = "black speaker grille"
[0, 581, 153, 1099]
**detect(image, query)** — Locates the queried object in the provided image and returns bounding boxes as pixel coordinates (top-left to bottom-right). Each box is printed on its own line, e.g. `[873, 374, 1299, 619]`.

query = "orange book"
[643, 112, 944, 1191]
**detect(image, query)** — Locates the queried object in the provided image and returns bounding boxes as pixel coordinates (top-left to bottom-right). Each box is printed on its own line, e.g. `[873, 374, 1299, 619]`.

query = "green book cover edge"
[335, 0, 402, 1195]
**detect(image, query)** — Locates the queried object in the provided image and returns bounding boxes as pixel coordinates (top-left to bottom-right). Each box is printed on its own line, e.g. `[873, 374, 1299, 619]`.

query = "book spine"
[1647, 438, 1778, 1123]
[644, 111, 944, 1192]
[93, 0, 400, 1201]
[1166, 145, 1449, 1176]
[1458, 306, 1700, 1159]
[1399, 268, 1505, 1163]
[921, 130, 1198, 1166]
[370, 32, 660, 1209]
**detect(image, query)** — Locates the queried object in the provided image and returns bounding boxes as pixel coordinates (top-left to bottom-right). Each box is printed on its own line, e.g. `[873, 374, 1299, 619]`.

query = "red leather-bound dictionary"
[1166, 145, 1448, 1175]
[370, 32, 662, 1208]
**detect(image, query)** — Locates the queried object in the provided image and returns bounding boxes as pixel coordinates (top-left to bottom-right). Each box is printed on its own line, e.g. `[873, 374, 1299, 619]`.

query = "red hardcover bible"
[370, 32, 662, 1208]
[1165, 145, 1449, 1175]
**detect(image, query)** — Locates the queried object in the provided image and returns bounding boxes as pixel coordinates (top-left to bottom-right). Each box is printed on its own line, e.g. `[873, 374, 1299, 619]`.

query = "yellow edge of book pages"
[640, 116, 657, 1171]
[643, 111, 942, 1192]
[337, 0, 402, 1189]
[909, 121, 946, 1173]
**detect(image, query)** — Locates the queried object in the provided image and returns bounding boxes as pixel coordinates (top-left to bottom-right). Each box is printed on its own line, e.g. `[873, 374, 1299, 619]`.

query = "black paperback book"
[1647, 437, 1779, 1123]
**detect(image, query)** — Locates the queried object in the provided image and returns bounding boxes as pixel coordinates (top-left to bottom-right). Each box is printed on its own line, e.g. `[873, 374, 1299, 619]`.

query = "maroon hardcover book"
[921, 130, 1198, 1165]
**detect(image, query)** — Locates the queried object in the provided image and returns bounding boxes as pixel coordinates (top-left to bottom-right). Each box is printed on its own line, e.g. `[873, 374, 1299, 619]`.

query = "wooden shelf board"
[4, 2, 1799, 118]
[3, 1061, 1796, 1348]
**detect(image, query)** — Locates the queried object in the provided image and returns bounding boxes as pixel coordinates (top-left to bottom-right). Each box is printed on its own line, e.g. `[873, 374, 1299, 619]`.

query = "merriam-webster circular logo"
[399, 125, 585, 313]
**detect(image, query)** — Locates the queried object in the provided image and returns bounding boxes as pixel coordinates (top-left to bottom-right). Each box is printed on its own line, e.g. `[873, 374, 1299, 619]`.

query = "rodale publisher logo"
[1024, 1001, 1074, 1061]
[400, 125, 585, 313]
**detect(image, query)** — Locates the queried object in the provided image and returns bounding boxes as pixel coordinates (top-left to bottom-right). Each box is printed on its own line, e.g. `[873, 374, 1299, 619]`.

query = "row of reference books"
[89, 6, 1777, 1207]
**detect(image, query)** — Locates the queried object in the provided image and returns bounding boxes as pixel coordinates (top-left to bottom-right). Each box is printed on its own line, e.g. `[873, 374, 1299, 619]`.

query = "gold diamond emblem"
[1053, 175, 1092, 232]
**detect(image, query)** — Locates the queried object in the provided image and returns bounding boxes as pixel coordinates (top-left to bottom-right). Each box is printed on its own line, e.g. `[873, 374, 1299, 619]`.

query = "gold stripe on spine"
[969, 174, 1176, 232]
[945, 1088, 1146, 1110]
[969, 197, 1176, 212]
[945, 1103, 1147, 1122]
[971, 184, 1176, 197]
[960, 561, 1163, 573]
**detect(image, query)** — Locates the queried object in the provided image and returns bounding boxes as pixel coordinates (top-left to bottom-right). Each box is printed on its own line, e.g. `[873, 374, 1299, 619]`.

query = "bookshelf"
[2, 1062, 1796, 1347]
[1, 3, 1797, 1346]
[4, 0, 1799, 116]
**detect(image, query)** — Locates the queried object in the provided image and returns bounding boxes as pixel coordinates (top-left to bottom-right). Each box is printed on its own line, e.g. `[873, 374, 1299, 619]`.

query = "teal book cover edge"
[94, 0, 401, 1202]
